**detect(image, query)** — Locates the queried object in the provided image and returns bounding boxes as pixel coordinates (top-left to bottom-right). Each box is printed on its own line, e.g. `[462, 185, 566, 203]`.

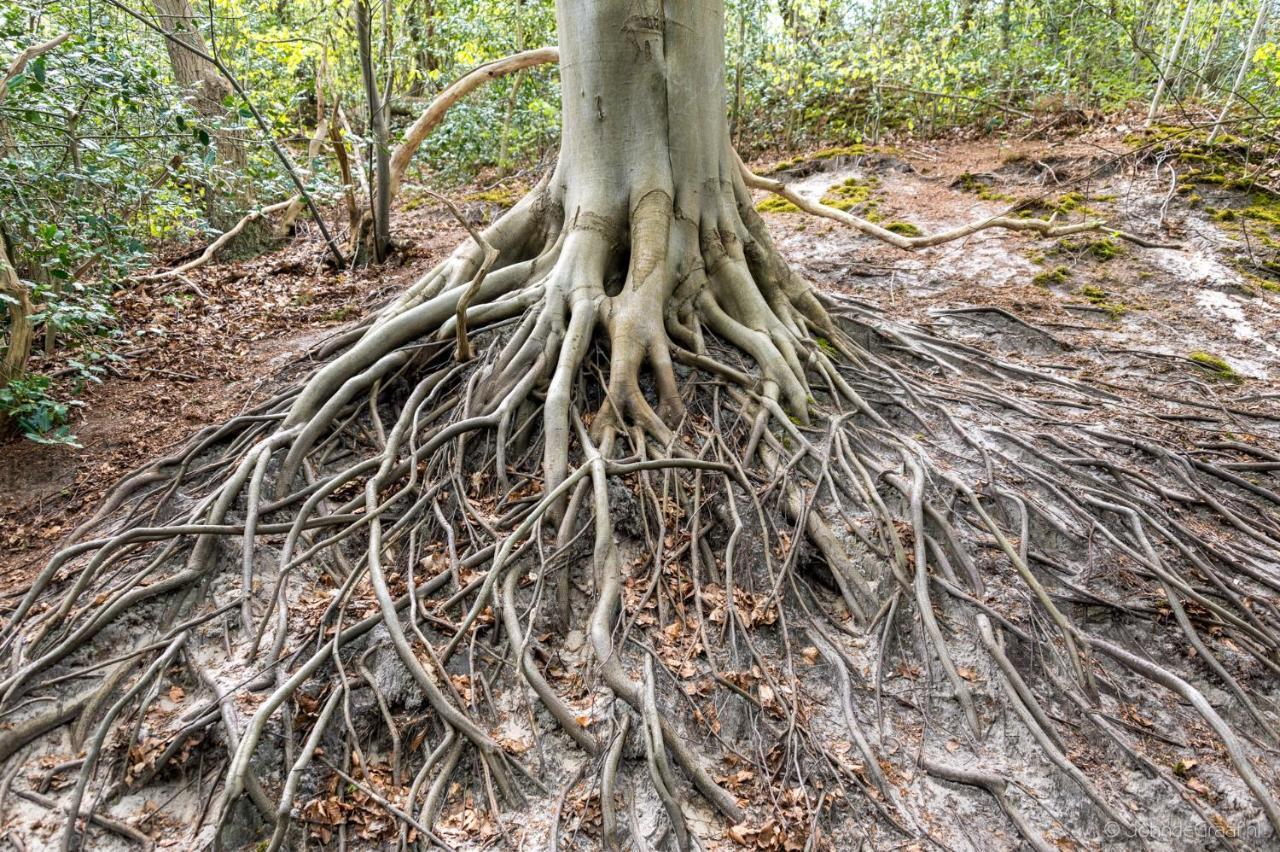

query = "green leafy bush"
[0, 374, 82, 446]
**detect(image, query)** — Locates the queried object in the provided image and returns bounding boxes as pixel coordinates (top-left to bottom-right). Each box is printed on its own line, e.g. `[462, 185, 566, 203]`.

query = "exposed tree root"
[739, 153, 1184, 251]
[2, 147, 1279, 852]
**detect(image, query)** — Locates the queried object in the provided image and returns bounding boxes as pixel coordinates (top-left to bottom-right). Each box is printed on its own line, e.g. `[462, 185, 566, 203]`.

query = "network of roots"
[1, 183, 1279, 851]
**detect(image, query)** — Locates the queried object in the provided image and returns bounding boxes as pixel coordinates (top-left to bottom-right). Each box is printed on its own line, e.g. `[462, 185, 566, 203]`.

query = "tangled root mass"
[2, 112, 1280, 852]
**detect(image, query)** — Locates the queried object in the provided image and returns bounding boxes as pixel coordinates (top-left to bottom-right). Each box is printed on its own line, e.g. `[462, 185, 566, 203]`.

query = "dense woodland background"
[1, 0, 1279, 443]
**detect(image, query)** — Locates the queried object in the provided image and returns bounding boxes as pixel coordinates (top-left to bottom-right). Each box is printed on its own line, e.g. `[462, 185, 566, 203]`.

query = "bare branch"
[737, 152, 1180, 251]
[388, 47, 560, 200]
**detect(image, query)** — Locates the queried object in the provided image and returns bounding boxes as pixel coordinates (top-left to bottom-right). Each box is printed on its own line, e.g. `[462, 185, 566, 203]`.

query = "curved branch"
[388, 47, 560, 199]
[737, 152, 1180, 251]
[141, 199, 294, 282]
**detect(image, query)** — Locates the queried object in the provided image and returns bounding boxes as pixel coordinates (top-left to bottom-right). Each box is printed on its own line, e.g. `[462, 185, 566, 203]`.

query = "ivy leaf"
[195, 127, 211, 146]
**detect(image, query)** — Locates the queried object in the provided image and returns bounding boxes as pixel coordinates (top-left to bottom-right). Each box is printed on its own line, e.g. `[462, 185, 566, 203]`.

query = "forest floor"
[2, 124, 1279, 849]
[4, 124, 1276, 598]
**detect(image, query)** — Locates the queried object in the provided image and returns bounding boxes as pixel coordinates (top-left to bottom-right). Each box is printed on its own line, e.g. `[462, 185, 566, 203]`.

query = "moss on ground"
[1032, 265, 1071, 287]
[955, 172, 1016, 202]
[1053, 236, 1123, 261]
[1188, 350, 1241, 381]
[767, 144, 886, 174]
[464, 187, 520, 206]
[1092, 238, 1122, 260]
[1240, 269, 1280, 294]
[1079, 284, 1130, 318]
[755, 195, 802, 214]
[819, 176, 876, 209]
[885, 221, 922, 236]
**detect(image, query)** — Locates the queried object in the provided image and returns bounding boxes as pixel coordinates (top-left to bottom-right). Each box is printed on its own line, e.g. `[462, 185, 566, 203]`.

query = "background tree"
[153, 0, 251, 226]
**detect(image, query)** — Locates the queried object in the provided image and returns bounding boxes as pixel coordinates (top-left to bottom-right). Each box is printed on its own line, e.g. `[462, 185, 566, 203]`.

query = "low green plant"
[0, 374, 82, 446]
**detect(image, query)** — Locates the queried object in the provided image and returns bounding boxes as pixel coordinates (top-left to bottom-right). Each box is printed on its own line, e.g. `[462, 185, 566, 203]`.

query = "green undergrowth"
[0, 375, 83, 447]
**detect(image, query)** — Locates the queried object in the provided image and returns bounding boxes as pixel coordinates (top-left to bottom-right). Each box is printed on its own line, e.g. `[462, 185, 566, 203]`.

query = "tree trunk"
[1208, 0, 1269, 143]
[0, 227, 33, 415]
[495, 0, 526, 177]
[544, 0, 820, 431]
[356, 0, 392, 263]
[1147, 0, 1196, 124]
[153, 0, 251, 226]
[1, 34, 67, 383]
[406, 0, 437, 97]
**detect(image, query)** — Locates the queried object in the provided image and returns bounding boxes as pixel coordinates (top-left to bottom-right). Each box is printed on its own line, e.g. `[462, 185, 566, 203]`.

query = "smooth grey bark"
[547, 0, 823, 426]
[1147, 0, 1196, 124]
[289, 0, 828, 525]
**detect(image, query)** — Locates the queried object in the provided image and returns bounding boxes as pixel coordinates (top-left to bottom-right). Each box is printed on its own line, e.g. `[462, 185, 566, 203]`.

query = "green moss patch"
[755, 195, 801, 214]
[1188, 350, 1241, 381]
[464, 187, 520, 207]
[1032, 265, 1071, 287]
[767, 144, 884, 174]
[1079, 284, 1130, 318]
[820, 176, 880, 215]
[955, 172, 1015, 202]
[1052, 236, 1122, 261]
[1087, 237, 1122, 261]
[885, 221, 922, 236]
